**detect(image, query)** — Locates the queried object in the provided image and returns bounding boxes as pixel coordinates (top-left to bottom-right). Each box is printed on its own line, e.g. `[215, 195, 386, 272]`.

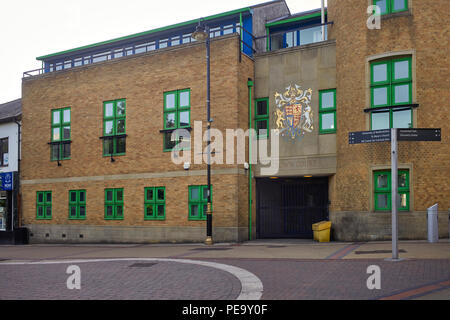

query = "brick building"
[21, 0, 449, 243]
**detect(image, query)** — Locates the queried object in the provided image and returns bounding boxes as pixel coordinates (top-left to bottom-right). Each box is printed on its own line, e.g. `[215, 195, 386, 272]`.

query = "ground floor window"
[189, 185, 212, 221]
[69, 190, 86, 220]
[374, 170, 410, 211]
[105, 188, 124, 220]
[145, 187, 166, 220]
[37, 191, 52, 220]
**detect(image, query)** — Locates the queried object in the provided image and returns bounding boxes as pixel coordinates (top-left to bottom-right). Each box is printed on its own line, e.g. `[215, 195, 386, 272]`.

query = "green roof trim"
[265, 11, 326, 28]
[37, 7, 251, 61]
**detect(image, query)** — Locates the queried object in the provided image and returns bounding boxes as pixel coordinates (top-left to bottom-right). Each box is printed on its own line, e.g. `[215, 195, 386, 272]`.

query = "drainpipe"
[321, 0, 326, 41]
[247, 79, 254, 241]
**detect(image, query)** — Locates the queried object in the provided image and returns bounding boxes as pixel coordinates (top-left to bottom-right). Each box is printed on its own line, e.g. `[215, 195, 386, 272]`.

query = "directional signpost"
[349, 128, 442, 261]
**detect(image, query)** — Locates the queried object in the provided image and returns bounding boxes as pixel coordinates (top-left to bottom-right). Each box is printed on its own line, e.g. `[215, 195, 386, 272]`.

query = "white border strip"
[1, 258, 263, 300]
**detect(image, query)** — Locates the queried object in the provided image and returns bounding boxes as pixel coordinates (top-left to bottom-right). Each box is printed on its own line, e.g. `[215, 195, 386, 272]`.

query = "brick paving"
[0, 261, 241, 300]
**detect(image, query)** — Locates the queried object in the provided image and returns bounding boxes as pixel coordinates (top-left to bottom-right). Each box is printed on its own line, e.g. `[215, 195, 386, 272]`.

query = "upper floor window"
[103, 99, 126, 156]
[319, 89, 337, 134]
[0, 138, 8, 167]
[370, 56, 413, 130]
[374, 0, 408, 15]
[255, 98, 269, 139]
[163, 89, 191, 151]
[51, 108, 71, 161]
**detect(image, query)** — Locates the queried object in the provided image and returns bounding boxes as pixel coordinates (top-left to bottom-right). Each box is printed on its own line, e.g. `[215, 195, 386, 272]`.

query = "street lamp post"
[193, 21, 213, 245]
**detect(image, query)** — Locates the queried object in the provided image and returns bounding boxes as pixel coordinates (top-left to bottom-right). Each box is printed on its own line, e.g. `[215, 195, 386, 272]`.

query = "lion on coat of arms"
[274, 84, 314, 140]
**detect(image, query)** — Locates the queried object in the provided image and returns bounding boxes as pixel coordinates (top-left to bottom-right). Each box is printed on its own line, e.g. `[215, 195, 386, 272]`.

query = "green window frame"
[163, 89, 191, 152]
[51, 108, 71, 161]
[69, 190, 86, 220]
[144, 187, 166, 220]
[374, 0, 408, 15]
[255, 98, 269, 139]
[103, 99, 126, 156]
[188, 185, 212, 221]
[104, 188, 124, 220]
[36, 191, 52, 220]
[319, 89, 337, 134]
[370, 57, 413, 130]
[374, 170, 410, 212]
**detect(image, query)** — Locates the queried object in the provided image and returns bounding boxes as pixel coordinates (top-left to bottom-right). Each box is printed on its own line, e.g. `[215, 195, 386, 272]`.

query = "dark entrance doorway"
[256, 177, 329, 239]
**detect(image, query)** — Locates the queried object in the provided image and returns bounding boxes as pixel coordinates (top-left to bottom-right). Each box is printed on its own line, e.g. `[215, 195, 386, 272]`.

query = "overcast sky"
[0, 0, 324, 104]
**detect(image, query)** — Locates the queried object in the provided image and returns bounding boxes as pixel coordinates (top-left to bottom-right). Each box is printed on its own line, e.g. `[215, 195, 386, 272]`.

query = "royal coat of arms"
[274, 84, 314, 140]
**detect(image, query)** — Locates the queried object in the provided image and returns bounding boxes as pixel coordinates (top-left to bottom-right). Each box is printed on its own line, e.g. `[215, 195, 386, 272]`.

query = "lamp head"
[192, 22, 208, 41]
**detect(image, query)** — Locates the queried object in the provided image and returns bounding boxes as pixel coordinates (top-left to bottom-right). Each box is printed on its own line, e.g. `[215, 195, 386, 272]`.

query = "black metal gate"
[256, 177, 329, 239]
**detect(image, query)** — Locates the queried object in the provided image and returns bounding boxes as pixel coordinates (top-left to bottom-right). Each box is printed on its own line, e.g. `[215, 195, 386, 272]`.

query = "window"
[51, 108, 71, 161]
[374, 170, 410, 211]
[163, 89, 191, 151]
[189, 186, 212, 221]
[285, 31, 299, 48]
[370, 57, 413, 130]
[104, 189, 124, 220]
[0, 138, 8, 166]
[255, 98, 269, 139]
[69, 190, 86, 220]
[374, 0, 408, 15]
[103, 99, 126, 156]
[144, 187, 166, 220]
[37, 191, 52, 220]
[319, 89, 337, 134]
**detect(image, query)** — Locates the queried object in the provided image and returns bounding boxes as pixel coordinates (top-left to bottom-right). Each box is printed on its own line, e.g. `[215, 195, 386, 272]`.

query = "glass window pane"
[398, 193, 408, 209]
[373, 63, 388, 83]
[157, 189, 165, 201]
[105, 121, 114, 135]
[373, 87, 388, 106]
[203, 187, 209, 201]
[300, 26, 322, 45]
[79, 191, 86, 203]
[375, 0, 388, 14]
[46, 207, 52, 217]
[157, 205, 165, 217]
[190, 187, 200, 201]
[46, 193, 52, 203]
[51, 110, 59, 125]
[70, 192, 77, 202]
[191, 205, 199, 217]
[179, 111, 189, 127]
[394, 60, 409, 80]
[103, 139, 114, 155]
[179, 91, 190, 107]
[165, 113, 176, 128]
[63, 109, 70, 123]
[146, 205, 154, 216]
[116, 137, 126, 154]
[116, 119, 126, 134]
[164, 132, 176, 150]
[171, 37, 180, 46]
[116, 101, 126, 116]
[70, 206, 77, 217]
[51, 144, 60, 160]
[63, 126, 70, 140]
[106, 190, 113, 202]
[147, 42, 156, 51]
[105, 103, 114, 117]
[399, 173, 408, 188]
[74, 59, 82, 67]
[62, 143, 71, 159]
[159, 39, 168, 49]
[116, 190, 123, 202]
[393, 109, 412, 128]
[116, 206, 123, 217]
[286, 32, 295, 48]
[38, 207, 44, 217]
[165, 93, 176, 110]
[114, 49, 124, 58]
[394, 84, 411, 104]
[377, 174, 389, 189]
[146, 189, 154, 201]
[38, 193, 44, 203]
[135, 46, 146, 54]
[321, 92, 335, 109]
[223, 25, 233, 35]
[321, 113, 335, 130]
[257, 120, 268, 136]
[372, 112, 390, 130]
[257, 100, 268, 116]
[106, 206, 113, 217]
[377, 194, 389, 209]
[53, 128, 61, 141]
[79, 206, 86, 217]
[393, 0, 407, 11]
